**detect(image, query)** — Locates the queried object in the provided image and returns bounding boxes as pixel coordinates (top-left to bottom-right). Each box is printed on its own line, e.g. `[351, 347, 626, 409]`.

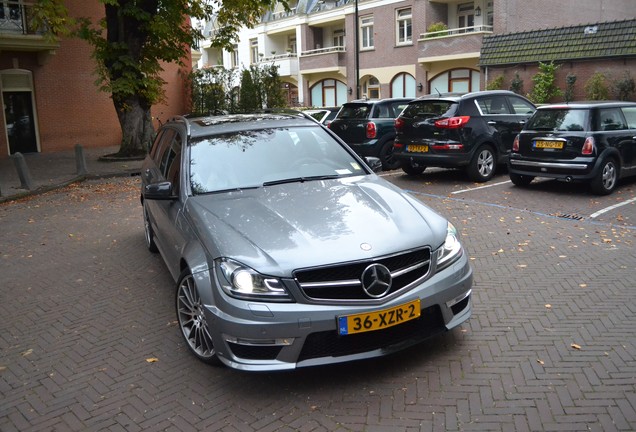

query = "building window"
[333, 30, 345, 48]
[288, 36, 297, 54]
[360, 16, 374, 50]
[391, 73, 416, 98]
[231, 44, 239, 68]
[486, 1, 493, 27]
[250, 39, 259, 64]
[310, 79, 348, 107]
[396, 8, 412, 45]
[457, 2, 475, 31]
[363, 76, 380, 99]
[429, 68, 480, 93]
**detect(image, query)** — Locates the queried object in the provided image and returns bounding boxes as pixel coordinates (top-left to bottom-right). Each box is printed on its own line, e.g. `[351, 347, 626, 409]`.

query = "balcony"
[418, 25, 492, 60]
[299, 46, 347, 74]
[0, 1, 59, 60]
[259, 52, 299, 77]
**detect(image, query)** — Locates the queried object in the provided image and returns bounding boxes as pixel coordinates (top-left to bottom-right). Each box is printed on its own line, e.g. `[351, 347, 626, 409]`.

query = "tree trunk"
[114, 95, 154, 157]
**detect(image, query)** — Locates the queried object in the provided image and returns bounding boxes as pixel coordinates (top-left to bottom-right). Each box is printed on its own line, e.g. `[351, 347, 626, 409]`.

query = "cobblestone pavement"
[1, 176, 635, 431]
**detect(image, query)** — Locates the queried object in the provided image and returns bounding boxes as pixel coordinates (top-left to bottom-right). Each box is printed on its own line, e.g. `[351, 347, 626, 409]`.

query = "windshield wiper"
[263, 174, 340, 187]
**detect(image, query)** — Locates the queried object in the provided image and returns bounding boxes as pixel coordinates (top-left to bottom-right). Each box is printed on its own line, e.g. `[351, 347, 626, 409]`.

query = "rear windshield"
[401, 100, 457, 119]
[527, 109, 588, 132]
[336, 104, 370, 119]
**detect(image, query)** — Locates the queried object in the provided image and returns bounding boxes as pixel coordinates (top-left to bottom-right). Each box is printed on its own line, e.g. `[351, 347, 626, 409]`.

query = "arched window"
[310, 79, 347, 107]
[391, 73, 416, 98]
[362, 76, 380, 99]
[428, 68, 480, 94]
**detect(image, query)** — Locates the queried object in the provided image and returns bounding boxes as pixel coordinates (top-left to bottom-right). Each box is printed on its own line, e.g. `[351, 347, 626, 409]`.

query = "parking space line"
[589, 197, 636, 219]
[450, 180, 511, 195]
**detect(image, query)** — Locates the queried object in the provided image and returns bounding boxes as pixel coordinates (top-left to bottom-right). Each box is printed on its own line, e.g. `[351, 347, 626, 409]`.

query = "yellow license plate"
[534, 140, 563, 149]
[338, 299, 421, 335]
[407, 144, 429, 153]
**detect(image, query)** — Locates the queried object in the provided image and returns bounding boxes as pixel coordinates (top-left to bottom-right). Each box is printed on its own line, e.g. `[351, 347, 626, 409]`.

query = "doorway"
[1, 69, 40, 154]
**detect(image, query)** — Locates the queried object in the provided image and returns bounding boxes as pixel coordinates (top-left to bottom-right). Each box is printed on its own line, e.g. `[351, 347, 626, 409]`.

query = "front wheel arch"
[467, 144, 497, 182]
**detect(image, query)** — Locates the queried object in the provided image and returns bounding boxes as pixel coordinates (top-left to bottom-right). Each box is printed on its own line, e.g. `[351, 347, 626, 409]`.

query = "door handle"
[487, 121, 497, 125]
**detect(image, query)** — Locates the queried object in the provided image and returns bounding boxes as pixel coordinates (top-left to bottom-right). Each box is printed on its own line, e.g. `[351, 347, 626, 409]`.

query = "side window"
[509, 97, 536, 115]
[479, 96, 511, 115]
[149, 130, 165, 160]
[598, 108, 627, 131]
[154, 129, 176, 167]
[166, 133, 183, 192]
[622, 107, 636, 129]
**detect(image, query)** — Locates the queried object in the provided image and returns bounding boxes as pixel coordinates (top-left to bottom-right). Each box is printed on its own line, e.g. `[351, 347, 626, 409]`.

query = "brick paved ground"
[1, 177, 635, 431]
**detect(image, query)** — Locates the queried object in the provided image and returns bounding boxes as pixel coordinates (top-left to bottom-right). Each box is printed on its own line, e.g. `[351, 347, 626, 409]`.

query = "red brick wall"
[0, 1, 190, 159]
[483, 58, 636, 103]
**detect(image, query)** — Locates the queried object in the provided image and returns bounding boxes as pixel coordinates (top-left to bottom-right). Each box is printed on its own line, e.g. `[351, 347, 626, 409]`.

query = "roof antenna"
[435, 88, 442, 97]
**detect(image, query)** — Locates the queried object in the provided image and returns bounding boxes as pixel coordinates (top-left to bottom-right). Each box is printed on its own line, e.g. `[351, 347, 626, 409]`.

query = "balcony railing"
[301, 46, 346, 57]
[419, 24, 493, 40]
[270, 6, 297, 21]
[260, 52, 298, 62]
[0, 1, 43, 35]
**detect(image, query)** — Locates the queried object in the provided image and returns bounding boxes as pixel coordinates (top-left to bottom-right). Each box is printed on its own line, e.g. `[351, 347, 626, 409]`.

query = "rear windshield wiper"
[263, 175, 341, 187]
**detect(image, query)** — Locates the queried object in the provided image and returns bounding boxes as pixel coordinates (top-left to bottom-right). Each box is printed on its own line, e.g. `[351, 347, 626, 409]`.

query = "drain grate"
[553, 212, 584, 221]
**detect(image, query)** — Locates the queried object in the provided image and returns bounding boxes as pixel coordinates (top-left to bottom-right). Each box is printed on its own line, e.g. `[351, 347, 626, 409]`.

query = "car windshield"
[189, 126, 367, 194]
[402, 101, 457, 119]
[527, 109, 588, 131]
[336, 104, 370, 119]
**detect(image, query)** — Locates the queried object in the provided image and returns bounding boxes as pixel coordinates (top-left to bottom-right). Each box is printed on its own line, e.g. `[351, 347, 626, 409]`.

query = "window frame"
[395, 8, 412, 45]
[360, 15, 374, 50]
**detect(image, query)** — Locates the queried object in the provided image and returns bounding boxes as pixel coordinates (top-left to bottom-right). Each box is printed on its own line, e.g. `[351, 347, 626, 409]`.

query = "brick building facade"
[0, 1, 190, 159]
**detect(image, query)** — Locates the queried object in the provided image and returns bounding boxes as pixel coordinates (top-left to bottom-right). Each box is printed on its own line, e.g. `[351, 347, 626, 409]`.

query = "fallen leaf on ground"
[146, 357, 159, 363]
[571, 343, 581, 350]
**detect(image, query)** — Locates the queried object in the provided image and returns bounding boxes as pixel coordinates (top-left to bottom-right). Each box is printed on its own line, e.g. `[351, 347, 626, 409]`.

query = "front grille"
[297, 305, 445, 362]
[294, 247, 431, 300]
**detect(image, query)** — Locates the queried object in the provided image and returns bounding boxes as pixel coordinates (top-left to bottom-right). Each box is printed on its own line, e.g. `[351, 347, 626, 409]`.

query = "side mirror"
[144, 181, 177, 200]
[365, 157, 383, 173]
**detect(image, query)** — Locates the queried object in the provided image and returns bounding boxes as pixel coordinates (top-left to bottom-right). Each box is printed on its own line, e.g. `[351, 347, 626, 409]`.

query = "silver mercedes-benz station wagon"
[140, 112, 473, 371]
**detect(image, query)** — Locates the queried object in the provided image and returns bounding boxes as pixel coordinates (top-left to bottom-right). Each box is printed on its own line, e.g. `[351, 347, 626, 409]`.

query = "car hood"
[185, 176, 448, 276]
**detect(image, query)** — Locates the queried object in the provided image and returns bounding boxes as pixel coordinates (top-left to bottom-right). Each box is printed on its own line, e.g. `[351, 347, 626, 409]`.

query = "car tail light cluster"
[582, 136, 595, 155]
[434, 116, 470, 129]
[394, 118, 405, 132]
[512, 135, 520, 152]
[366, 122, 377, 139]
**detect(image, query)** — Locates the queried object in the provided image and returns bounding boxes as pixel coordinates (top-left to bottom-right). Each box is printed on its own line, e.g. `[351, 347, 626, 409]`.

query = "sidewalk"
[0, 146, 143, 203]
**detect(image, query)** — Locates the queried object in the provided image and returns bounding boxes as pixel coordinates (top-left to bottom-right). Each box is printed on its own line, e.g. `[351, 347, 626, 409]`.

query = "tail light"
[581, 136, 595, 155]
[366, 122, 377, 139]
[395, 117, 404, 131]
[512, 135, 520, 152]
[435, 116, 470, 129]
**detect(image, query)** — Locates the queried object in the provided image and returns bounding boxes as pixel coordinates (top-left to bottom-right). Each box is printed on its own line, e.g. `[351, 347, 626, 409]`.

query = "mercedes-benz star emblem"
[361, 263, 392, 298]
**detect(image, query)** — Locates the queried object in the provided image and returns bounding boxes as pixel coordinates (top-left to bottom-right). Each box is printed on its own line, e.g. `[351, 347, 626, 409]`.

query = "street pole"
[354, 0, 359, 99]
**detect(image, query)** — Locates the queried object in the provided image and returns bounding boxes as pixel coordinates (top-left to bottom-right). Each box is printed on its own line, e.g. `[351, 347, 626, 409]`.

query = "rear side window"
[597, 108, 627, 131]
[477, 96, 511, 114]
[509, 96, 536, 115]
[527, 109, 588, 132]
[401, 101, 457, 119]
[337, 104, 370, 119]
[622, 107, 636, 129]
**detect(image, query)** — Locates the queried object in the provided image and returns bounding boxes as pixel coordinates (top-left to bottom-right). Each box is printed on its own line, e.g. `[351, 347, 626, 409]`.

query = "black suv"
[393, 90, 536, 181]
[328, 98, 413, 170]
[508, 101, 636, 195]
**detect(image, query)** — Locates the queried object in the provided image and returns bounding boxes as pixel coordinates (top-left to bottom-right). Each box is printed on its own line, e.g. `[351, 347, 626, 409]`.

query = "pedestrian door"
[1, 69, 40, 154]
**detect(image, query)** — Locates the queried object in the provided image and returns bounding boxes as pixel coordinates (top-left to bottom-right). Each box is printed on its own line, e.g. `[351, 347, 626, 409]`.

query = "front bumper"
[197, 254, 473, 371]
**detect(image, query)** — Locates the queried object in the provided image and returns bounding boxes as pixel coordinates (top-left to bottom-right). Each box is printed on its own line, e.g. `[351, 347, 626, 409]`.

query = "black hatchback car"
[328, 98, 413, 170]
[393, 90, 536, 182]
[508, 101, 636, 195]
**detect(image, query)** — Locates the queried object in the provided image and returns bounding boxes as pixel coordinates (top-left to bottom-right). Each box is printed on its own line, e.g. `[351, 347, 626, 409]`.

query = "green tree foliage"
[564, 73, 577, 102]
[239, 68, 260, 113]
[189, 67, 238, 116]
[611, 71, 635, 101]
[584, 72, 610, 100]
[485, 75, 504, 90]
[237, 64, 285, 112]
[509, 73, 524, 95]
[528, 62, 562, 104]
[35, 0, 287, 156]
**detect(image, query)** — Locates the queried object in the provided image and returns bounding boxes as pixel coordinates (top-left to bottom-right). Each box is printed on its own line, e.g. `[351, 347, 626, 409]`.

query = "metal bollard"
[11, 152, 34, 190]
[75, 144, 88, 175]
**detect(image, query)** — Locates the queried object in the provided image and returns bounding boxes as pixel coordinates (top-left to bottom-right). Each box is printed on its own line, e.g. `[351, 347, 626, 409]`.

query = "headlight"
[436, 222, 463, 270]
[216, 258, 292, 302]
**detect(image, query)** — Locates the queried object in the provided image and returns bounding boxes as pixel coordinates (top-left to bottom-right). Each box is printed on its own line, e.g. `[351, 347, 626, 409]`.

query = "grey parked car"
[140, 112, 473, 371]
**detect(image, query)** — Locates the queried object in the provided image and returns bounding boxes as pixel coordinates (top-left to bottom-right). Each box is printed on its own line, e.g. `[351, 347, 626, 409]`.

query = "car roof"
[412, 90, 524, 103]
[536, 101, 636, 110]
[344, 97, 413, 105]
[167, 112, 319, 138]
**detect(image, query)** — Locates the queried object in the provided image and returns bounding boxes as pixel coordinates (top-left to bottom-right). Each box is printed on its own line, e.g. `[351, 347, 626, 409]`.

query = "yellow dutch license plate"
[407, 144, 429, 153]
[534, 140, 563, 149]
[338, 299, 421, 335]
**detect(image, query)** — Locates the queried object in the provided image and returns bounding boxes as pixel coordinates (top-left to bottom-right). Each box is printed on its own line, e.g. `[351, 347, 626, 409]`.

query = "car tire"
[176, 269, 221, 365]
[467, 145, 496, 182]
[401, 162, 426, 176]
[590, 158, 618, 195]
[509, 172, 534, 187]
[379, 140, 401, 171]
[143, 202, 159, 253]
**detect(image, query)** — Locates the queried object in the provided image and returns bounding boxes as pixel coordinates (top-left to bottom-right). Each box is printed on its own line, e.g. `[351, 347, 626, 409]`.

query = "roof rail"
[167, 115, 191, 136]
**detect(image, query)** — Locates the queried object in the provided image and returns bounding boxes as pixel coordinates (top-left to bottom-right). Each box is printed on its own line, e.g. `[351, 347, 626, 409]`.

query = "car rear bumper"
[508, 155, 598, 181]
[199, 255, 473, 371]
[394, 151, 472, 168]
